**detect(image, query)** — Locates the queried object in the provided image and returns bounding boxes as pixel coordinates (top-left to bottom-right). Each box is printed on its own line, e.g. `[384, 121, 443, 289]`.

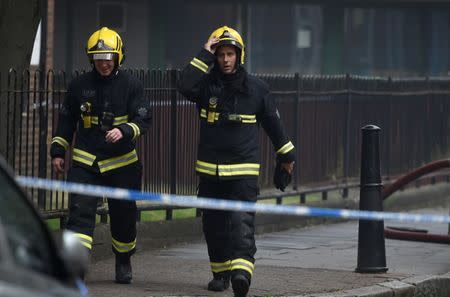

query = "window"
[97, 2, 127, 32]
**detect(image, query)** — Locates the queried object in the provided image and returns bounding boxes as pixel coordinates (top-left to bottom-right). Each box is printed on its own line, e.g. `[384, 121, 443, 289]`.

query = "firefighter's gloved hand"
[273, 161, 293, 192]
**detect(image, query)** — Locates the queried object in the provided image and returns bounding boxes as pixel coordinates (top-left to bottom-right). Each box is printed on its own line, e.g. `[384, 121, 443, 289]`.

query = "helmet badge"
[97, 39, 105, 50]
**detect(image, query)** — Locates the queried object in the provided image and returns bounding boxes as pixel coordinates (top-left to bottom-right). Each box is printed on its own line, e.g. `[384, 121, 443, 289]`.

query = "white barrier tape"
[16, 176, 450, 224]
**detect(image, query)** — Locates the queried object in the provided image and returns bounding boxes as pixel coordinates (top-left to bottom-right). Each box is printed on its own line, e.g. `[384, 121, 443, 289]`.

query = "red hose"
[385, 227, 450, 244]
[382, 159, 450, 200]
[382, 159, 450, 244]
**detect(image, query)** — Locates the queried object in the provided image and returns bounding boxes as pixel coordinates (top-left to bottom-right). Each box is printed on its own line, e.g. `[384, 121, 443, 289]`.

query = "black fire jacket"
[177, 49, 295, 180]
[50, 70, 151, 174]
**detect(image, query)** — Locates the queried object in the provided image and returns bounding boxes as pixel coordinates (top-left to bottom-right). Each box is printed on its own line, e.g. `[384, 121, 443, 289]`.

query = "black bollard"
[355, 125, 388, 273]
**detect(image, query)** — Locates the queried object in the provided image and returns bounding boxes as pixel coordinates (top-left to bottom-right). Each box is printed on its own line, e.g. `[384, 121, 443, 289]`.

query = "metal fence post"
[293, 73, 300, 190]
[356, 125, 388, 273]
[38, 70, 48, 209]
[343, 74, 351, 188]
[167, 69, 178, 221]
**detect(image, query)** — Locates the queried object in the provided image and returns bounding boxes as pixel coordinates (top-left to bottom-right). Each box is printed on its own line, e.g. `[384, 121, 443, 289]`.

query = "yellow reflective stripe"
[72, 148, 96, 166]
[231, 265, 254, 275]
[74, 233, 93, 242]
[195, 160, 217, 175]
[113, 115, 129, 125]
[74, 233, 93, 250]
[80, 241, 92, 249]
[190, 58, 208, 73]
[196, 160, 217, 169]
[199, 109, 255, 123]
[112, 237, 136, 253]
[196, 160, 260, 176]
[211, 261, 231, 267]
[231, 258, 254, 276]
[97, 149, 138, 173]
[91, 116, 99, 124]
[126, 122, 141, 140]
[126, 123, 138, 139]
[200, 109, 219, 120]
[276, 141, 295, 154]
[218, 163, 260, 176]
[211, 260, 231, 273]
[51, 137, 69, 150]
[240, 114, 256, 123]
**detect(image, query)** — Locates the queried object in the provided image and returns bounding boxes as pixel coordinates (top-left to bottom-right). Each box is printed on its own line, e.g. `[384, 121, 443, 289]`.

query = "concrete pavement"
[85, 207, 450, 297]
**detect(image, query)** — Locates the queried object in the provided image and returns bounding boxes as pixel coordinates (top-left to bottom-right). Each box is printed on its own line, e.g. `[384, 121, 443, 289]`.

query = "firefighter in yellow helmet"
[177, 26, 295, 297]
[50, 27, 151, 284]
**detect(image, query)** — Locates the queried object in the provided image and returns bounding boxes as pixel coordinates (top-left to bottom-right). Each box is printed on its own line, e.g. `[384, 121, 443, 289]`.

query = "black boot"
[207, 272, 230, 291]
[232, 274, 250, 297]
[115, 254, 132, 284]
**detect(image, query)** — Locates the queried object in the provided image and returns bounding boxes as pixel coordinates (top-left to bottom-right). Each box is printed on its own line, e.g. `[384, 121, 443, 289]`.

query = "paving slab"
[85, 207, 450, 297]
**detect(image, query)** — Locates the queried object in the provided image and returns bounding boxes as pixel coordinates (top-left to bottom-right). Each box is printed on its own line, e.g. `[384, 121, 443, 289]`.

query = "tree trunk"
[0, 0, 43, 163]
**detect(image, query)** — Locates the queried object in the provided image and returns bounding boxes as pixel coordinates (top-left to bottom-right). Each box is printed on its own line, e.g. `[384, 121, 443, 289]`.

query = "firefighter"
[177, 26, 295, 297]
[50, 27, 151, 284]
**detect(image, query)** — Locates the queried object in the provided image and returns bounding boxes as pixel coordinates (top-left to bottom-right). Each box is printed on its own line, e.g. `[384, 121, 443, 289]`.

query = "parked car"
[0, 157, 89, 297]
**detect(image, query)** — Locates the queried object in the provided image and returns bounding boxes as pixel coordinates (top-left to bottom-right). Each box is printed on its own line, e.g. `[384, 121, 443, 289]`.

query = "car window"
[0, 168, 55, 276]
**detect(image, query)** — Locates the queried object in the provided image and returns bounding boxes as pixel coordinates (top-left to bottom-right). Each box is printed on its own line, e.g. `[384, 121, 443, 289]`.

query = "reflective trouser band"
[72, 148, 96, 166]
[51, 136, 69, 151]
[210, 260, 231, 273]
[125, 122, 141, 140]
[231, 258, 254, 276]
[190, 57, 208, 73]
[199, 108, 256, 123]
[91, 115, 129, 125]
[196, 160, 260, 177]
[276, 141, 295, 155]
[97, 149, 138, 173]
[112, 237, 136, 253]
[74, 233, 93, 250]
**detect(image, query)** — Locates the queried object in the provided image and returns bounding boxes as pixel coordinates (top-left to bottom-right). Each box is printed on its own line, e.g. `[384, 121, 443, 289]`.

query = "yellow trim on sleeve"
[276, 141, 294, 154]
[190, 58, 208, 73]
[51, 137, 69, 151]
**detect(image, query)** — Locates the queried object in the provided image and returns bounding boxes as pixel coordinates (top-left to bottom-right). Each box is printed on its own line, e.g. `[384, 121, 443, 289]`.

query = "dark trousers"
[66, 163, 141, 256]
[199, 177, 258, 280]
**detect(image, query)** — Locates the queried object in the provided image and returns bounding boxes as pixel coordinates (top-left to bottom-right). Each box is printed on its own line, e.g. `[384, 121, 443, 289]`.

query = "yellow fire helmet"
[209, 26, 245, 64]
[86, 27, 125, 66]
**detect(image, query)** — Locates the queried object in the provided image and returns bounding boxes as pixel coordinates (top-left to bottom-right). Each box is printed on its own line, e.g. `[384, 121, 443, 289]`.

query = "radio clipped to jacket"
[100, 111, 114, 132]
[220, 113, 242, 124]
[80, 102, 92, 128]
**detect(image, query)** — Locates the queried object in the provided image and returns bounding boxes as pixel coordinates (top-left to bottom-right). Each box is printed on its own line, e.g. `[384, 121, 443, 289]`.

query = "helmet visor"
[92, 53, 115, 61]
[214, 39, 243, 50]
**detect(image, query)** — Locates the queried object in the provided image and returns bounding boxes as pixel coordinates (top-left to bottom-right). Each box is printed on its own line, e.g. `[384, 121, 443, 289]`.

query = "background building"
[36, 0, 450, 76]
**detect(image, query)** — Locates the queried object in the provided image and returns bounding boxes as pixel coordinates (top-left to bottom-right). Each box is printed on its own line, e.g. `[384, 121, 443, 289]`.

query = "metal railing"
[0, 69, 449, 221]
